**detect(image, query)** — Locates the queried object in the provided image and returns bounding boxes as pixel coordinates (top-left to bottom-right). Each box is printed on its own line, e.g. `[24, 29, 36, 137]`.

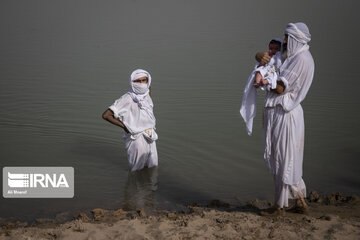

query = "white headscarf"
[129, 69, 151, 99]
[284, 22, 311, 58]
[265, 22, 314, 113]
[128, 69, 155, 121]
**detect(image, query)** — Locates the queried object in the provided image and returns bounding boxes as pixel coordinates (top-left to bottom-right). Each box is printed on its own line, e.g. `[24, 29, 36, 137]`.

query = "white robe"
[263, 42, 314, 207]
[109, 93, 158, 172]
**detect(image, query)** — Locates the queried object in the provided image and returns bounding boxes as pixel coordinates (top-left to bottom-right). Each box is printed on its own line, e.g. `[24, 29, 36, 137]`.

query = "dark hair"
[269, 40, 281, 48]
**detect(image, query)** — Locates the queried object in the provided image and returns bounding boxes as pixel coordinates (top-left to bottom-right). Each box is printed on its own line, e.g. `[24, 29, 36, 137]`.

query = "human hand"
[255, 52, 270, 66]
[271, 81, 285, 94]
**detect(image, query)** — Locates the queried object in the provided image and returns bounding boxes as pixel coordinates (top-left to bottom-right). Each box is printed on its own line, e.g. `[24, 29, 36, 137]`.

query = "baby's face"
[268, 43, 281, 57]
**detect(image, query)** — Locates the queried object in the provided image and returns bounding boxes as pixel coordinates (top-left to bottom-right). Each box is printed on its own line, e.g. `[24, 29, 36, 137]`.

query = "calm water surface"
[1, 0, 359, 221]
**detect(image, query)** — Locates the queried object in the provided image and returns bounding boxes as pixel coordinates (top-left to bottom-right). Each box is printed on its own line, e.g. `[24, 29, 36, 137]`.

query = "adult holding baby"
[241, 22, 315, 214]
[260, 22, 315, 214]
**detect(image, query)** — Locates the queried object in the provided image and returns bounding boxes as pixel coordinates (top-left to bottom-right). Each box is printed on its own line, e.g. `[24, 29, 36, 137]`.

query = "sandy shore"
[1, 191, 359, 240]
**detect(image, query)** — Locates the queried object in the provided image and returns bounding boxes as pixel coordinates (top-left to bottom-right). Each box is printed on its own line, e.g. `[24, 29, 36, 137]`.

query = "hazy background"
[1, 0, 359, 221]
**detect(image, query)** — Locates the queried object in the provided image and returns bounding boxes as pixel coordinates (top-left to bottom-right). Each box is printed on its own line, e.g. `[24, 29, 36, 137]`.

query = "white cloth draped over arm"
[240, 65, 258, 135]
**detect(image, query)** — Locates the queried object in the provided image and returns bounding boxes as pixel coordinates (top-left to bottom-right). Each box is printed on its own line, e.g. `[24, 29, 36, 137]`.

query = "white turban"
[284, 22, 311, 58]
[128, 69, 155, 121]
[129, 69, 152, 95]
[285, 22, 311, 44]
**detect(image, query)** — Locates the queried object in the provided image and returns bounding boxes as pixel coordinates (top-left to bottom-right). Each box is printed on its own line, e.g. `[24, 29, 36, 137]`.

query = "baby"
[240, 38, 283, 135]
[253, 38, 282, 90]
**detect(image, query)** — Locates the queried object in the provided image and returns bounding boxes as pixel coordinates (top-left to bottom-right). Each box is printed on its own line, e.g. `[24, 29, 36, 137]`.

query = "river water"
[1, 0, 359, 221]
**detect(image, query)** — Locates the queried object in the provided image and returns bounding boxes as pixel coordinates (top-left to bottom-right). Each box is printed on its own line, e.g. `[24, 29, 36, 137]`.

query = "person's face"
[133, 77, 148, 84]
[268, 43, 281, 57]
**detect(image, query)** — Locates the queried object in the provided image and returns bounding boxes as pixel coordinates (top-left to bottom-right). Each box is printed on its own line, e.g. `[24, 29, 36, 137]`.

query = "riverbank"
[1, 191, 359, 239]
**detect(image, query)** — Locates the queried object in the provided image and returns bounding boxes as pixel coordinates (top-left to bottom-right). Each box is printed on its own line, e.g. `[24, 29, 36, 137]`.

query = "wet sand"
[1, 191, 359, 240]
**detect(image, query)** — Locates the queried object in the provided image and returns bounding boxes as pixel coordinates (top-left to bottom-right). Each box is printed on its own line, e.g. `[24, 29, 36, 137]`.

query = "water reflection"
[122, 167, 158, 211]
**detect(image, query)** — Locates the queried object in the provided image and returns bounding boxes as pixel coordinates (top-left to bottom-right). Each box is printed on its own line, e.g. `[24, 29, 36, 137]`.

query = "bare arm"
[102, 109, 129, 133]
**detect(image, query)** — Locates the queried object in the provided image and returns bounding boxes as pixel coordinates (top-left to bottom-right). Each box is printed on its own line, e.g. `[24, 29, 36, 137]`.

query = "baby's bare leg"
[261, 79, 269, 85]
[253, 72, 263, 88]
[255, 72, 262, 83]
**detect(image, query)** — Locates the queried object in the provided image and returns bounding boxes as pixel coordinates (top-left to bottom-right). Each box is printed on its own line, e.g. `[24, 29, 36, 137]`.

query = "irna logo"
[3, 167, 74, 198]
[8, 172, 69, 188]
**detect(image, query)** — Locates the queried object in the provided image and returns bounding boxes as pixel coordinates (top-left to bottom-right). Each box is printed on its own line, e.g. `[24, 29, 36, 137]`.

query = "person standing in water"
[102, 69, 158, 171]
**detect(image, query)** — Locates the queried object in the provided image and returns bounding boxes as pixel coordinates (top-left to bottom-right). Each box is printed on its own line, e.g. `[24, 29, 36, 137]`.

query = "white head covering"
[284, 22, 311, 58]
[129, 69, 151, 96]
[128, 69, 155, 121]
[285, 23, 311, 43]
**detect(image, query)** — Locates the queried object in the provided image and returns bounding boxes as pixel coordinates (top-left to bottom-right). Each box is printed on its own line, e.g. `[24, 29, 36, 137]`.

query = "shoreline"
[1, 191, 360, 239]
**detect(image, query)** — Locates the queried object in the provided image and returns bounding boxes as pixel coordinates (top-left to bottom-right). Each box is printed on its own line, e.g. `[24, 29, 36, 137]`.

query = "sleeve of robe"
[109, 93, 132, 125]
[270, 51, 315, 112]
